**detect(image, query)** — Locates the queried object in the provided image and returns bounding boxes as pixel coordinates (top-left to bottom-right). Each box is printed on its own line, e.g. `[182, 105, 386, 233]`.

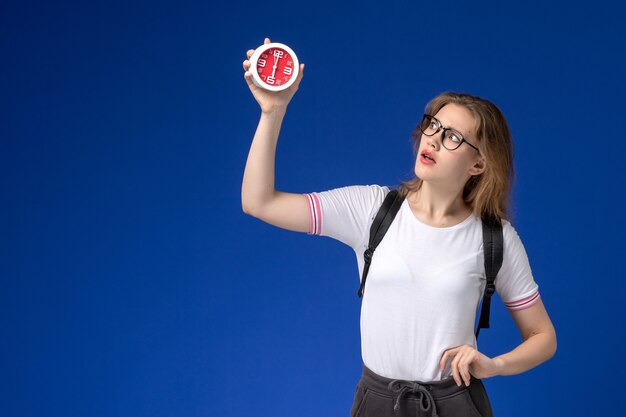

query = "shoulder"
[306, 184, 393, 246]
[342, 183, 390, 195]
[314, 184, 391, 204]
[498, 219, 531, 262]
[500, 219, 524, 243]
[479, 217, 528, 253]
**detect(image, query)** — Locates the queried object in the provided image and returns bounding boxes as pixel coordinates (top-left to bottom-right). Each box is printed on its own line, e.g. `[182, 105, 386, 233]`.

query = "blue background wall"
[2, 1, 624, 416]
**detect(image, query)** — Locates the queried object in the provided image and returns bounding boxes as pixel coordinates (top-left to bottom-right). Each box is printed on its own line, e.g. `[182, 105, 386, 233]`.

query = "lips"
[421, 150, 436, 164]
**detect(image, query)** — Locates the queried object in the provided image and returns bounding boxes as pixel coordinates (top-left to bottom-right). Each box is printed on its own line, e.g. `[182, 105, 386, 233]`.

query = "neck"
[408, 181, 470, 220]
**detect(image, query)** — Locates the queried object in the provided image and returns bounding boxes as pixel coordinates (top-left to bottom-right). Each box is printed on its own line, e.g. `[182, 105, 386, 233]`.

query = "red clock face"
[255, 47, 295, 87]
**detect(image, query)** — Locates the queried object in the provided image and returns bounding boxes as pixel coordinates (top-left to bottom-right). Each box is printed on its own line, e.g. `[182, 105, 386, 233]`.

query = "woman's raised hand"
[243, 37, 305, 114]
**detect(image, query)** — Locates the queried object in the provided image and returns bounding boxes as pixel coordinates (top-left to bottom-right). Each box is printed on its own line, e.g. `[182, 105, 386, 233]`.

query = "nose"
[426, 134, 439, 150]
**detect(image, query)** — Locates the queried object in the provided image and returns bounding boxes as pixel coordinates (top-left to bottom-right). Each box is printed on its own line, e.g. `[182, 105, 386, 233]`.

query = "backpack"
[356, 189, 503, 340]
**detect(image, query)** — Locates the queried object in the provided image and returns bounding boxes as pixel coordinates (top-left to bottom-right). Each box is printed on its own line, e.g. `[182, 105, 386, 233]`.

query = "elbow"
[242, 193, 273, 218]
[241, 194, 255, 216]
[539, 319, 558, 360]
[530, 328, 557, 364]
[543, 328, 558, 362]
[242, 203, 255, 217]
[547, 321, 557, 357]
[242, 200, 262, 218]
[241, 192, 263, 217]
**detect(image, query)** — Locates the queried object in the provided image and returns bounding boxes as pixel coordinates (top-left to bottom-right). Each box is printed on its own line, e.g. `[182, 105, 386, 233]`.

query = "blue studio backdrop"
[2, 1, 625, 416]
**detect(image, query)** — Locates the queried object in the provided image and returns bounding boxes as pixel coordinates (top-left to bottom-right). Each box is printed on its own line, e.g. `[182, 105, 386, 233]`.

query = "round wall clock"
[248, 42, 299, 91]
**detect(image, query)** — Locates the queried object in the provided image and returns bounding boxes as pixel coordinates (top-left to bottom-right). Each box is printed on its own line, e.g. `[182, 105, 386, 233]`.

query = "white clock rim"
[249, 42, 300, 92]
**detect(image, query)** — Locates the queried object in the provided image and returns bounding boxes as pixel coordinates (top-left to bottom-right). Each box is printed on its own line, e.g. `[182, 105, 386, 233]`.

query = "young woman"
[241, 38, 557, 417]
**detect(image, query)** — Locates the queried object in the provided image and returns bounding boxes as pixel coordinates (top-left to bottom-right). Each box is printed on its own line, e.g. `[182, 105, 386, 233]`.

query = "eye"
[446, 131, 462, 143]
[429, 118, 442, 130]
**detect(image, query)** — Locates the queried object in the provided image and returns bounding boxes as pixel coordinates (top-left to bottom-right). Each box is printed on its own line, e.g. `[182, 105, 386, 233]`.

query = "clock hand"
[271, 53, 278, 78]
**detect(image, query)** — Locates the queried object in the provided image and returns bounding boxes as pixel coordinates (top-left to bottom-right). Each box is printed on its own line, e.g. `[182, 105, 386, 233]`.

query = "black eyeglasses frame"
[419, 114, 480, 153]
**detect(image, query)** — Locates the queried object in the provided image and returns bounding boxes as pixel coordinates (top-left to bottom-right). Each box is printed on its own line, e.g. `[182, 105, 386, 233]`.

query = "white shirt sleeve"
[496, 220, 541, 311]
[303, 184, 390, 250]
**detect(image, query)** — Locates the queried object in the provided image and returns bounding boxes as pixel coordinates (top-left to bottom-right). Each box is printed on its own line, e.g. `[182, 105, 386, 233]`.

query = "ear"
[468, 157, 486, 176]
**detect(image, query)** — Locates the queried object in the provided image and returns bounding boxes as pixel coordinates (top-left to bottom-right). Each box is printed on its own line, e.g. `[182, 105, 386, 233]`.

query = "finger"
[448, 355, 458, 385]
[456, 352, 469, 386]
[457, 350, 473, 386]
[450, 360, 461, 386]
[440, 347, 459, 372]
[465, 353, 476, 387]
[246, 49, 254, 58]
[243, 60, 250, 70]
[264, 37, 271, 44]
[292, 63, 305, 88]
[450, 350, 464, 386]
[243, 70, 254, 87]
[439, 351, 449, 373]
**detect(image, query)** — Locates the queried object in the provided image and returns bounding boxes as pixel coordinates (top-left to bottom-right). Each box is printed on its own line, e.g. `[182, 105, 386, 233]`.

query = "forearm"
[241, 107, 287, 214]
[494, 331, 557, 376]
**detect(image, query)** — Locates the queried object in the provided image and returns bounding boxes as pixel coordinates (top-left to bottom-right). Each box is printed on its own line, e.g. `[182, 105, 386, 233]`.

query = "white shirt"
[304, 184, 540, 381]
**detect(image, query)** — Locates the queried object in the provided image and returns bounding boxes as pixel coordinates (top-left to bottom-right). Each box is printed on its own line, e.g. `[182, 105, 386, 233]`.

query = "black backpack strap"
[475, 214, 504, 340]
[357, 189, 405, 298]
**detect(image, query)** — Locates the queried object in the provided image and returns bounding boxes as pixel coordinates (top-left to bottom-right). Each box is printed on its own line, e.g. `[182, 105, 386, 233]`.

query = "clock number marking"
[266, 76, 276, 85]
[273, 50, 284, 58]
[257, 58, 266, 68]
[283, 67, 292, 75]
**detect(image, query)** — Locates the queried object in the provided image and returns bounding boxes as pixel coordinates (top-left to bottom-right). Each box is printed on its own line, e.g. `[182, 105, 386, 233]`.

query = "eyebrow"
[434, 116, 471, 138]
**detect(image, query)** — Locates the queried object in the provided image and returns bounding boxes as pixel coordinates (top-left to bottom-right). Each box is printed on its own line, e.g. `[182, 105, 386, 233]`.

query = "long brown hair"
[397, 92, 514, 221]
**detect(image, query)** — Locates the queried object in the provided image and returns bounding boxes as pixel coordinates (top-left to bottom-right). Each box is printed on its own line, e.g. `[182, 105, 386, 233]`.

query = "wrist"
[261, 105, 287, 117]
[493, 356, 506, 376]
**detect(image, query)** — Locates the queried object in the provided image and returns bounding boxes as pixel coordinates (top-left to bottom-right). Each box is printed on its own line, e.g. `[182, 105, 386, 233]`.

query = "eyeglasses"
[418, 114, 480, 153]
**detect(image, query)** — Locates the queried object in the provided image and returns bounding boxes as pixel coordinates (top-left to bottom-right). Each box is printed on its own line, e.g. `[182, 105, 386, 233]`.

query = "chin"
[414, 164, 430, 181]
